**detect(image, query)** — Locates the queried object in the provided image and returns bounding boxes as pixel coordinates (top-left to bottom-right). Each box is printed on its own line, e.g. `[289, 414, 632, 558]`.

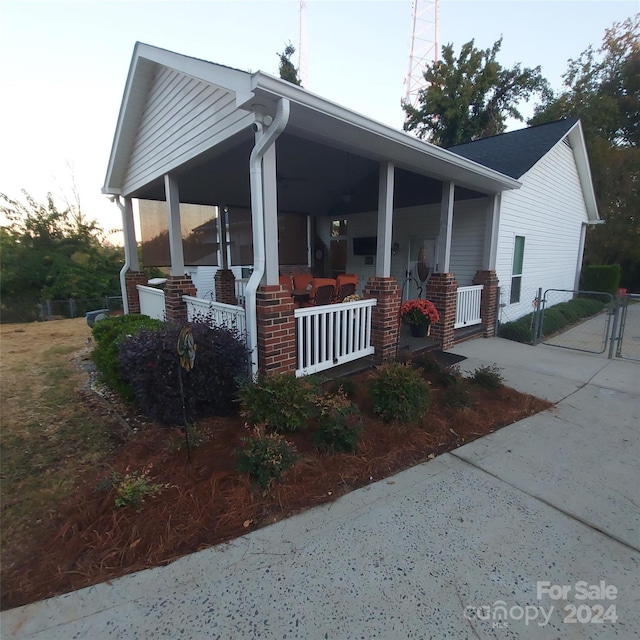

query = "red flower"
[400, 299, 440, 326]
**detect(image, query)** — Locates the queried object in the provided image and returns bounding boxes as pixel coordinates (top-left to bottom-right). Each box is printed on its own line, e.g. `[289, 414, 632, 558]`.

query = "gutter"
[245, 98, 290, 377]
[110, 196, 131, 315]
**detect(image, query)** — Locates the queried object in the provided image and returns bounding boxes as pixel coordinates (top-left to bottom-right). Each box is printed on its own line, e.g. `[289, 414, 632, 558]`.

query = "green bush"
[314, 389, 363, 453]
[499, 297, 606, 344]
[442, 380, 475, 410]
[498, 316, 534, 343]
[239, 373, 320, 434]
[236, 425, 298, 489]
[368, 363, 431, 424]
[469, 365, 504, 390]
[581, 265, 621, 297]
[411, 351, 444, 375]
[91, 314, 167, 400]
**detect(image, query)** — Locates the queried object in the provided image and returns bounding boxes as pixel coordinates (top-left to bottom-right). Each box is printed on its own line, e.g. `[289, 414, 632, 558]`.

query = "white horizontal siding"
[342, 198, 487, 294]
[122, 67, 252, 194]
[496, 140, 589, 321]
[449, 199, 487, 286]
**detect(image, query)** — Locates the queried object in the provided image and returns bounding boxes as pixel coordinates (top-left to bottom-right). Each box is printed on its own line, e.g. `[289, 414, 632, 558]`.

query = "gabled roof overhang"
[103, 43, 520, 198]
[564, 120, 600, 223]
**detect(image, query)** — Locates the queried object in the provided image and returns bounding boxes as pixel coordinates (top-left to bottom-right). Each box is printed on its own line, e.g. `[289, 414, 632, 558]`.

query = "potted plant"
[400, 299, 440, 337]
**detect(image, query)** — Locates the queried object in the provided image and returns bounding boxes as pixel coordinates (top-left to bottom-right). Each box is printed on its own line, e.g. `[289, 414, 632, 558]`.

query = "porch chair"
[293, 273, 313, 291]
[302, 278, 337, 307]
[279, 274, 293, 292]
[334, 274, 358, 302]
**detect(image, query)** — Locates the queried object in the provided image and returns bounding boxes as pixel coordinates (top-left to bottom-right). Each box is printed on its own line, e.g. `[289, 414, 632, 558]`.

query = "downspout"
[110, 195, 131, 315]
[245, 98, 290, 377]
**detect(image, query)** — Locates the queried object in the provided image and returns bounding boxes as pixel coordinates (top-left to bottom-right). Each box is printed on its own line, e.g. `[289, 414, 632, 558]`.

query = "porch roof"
[103, 43, 521, 202]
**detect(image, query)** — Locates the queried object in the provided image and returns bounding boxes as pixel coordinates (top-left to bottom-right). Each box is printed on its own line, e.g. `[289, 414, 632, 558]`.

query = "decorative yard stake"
[177, 326, 197, 462]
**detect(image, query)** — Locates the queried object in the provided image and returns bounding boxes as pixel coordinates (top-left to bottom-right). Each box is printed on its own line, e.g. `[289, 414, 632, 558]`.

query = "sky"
[0, 0, 637, 242]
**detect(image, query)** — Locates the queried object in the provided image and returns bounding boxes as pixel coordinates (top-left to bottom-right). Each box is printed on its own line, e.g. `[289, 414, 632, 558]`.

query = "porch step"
[453, 325, 485, 344]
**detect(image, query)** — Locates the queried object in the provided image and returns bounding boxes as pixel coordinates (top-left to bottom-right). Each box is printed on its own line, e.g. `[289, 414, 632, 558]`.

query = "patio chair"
[334, 274, 358, 302]
[293, 273, 313, 291]
[279, 274, 293, 292]
[302, 278, 337, 307]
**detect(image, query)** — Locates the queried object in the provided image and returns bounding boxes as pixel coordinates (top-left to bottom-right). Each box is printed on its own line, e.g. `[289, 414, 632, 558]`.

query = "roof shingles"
[447, 118, 578, 179]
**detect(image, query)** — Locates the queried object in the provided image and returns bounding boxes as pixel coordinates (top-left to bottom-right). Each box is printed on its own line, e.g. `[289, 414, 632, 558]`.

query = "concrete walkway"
[2, 339, 639, 639]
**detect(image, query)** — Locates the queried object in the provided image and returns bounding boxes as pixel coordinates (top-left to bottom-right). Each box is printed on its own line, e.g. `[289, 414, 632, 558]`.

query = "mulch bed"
[1, 368, 551, 611]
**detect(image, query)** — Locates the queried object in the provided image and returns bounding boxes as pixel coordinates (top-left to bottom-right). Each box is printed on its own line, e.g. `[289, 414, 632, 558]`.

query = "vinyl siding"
[496, 139, 589, 322]
[122, 66, 252, 194]
[341, 198, 487, 295]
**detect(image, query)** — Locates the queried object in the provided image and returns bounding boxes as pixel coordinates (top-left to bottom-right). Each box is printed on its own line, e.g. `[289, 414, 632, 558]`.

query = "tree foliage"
[531, 15, 640, 289]
[403, 38, 550, 146]
[277, 42, 302, 86]
[0, 191, 123, 300]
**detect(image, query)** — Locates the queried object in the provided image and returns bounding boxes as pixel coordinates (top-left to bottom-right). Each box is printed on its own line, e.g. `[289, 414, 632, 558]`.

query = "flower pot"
[410, 323, 429, 338]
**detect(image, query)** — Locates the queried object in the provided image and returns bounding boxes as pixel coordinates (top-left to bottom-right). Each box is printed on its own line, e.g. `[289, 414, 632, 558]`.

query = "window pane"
[510, 275, 522, 304]
[513, 236, 525, 275]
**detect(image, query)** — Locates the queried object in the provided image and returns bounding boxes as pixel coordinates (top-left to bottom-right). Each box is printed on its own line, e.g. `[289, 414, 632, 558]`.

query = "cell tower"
[404, 0, 439, 109]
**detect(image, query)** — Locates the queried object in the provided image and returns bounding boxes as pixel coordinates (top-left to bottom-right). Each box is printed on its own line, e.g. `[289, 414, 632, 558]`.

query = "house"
[448, 118, 600, 324]
[102, 43, 596, 378]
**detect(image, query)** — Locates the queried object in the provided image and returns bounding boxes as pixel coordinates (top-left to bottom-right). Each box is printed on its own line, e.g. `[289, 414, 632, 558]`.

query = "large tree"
[403, 38, 550, 146]
[531, 15, 640, 289]
[0, 191, 123, 300]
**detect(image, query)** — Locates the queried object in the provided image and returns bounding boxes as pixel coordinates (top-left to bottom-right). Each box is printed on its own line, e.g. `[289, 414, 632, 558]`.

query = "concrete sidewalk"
[2, 339, 639, 639]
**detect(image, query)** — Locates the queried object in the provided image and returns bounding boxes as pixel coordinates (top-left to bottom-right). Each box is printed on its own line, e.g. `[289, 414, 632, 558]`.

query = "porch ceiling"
[132, 132, 486, 215]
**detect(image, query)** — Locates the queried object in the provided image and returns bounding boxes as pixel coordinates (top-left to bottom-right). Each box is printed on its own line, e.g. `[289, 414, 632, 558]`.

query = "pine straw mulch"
[1, 369, 551, 611]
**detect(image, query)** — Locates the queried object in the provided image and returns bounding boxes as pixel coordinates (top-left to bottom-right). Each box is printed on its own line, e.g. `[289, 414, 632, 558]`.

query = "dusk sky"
[1, 0, 636, 240]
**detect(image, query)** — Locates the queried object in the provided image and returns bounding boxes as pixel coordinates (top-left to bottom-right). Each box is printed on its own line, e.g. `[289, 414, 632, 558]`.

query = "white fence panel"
[455, 285, 483, 329]
[294, 299, 377, 376]
[184, 295, 246, 336]
[137, 285, 166, 320]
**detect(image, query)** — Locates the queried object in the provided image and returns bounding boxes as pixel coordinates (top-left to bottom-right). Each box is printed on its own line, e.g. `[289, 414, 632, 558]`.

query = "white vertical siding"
[496, 140, 589, 321]
[122, 67, 252, 194]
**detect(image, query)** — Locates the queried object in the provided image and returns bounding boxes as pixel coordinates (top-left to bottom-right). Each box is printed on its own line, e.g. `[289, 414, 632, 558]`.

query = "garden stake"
[177, 326, 197, 463]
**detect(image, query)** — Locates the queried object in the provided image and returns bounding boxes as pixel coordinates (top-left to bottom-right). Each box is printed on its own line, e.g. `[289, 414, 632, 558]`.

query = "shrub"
[442, 380, 475, 410]
[470, 365, 504, 390]
[499, 297, 606, 344]
[91, 314, 166, 400]
[95, 467, 168, 508]
[118, 321, 248, 424]
[411, 351, 444, 375]
[314, 389, 363, 453]
[581, 265, 621, 297]
[368, 363, 431, 424]
[239, 373, 319, 433]
[236, 425, 298, 489]
[324, 376, 358, 399]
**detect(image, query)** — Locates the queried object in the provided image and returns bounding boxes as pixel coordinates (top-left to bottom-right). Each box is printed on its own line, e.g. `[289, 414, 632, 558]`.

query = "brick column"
[256, 284, 296, 375]
[473, 270, 499, 338]
[165, 275, 197, 324]
[124, 270, 147, 314]
[214, 269, 237, 305]
[363, 277, 401, 362]
[425, 273, 458, 349]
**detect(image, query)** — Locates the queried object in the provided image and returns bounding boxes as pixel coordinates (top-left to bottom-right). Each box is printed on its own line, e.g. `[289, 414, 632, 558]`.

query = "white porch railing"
[235, 278, 248, 306]
[455, 285, 483, 329]
[183, 295, 247, 335]
[137, 285, 166, 320]
[294, 299, 377, 377]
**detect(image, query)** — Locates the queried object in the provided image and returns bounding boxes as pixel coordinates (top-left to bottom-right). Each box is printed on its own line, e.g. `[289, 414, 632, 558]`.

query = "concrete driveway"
[2, 339, 639, 639]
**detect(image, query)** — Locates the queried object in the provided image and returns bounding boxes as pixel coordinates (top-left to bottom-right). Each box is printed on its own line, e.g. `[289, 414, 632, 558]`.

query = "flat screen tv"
[353, 236, 377, 256]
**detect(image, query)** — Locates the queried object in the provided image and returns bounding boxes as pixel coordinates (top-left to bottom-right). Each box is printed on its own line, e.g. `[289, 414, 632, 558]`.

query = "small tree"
[403, 38, 550, 146]
[277, 42, 302, 86]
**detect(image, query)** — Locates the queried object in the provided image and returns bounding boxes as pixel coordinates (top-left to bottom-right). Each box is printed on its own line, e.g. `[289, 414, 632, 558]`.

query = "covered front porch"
[103, 44, 519, 377]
